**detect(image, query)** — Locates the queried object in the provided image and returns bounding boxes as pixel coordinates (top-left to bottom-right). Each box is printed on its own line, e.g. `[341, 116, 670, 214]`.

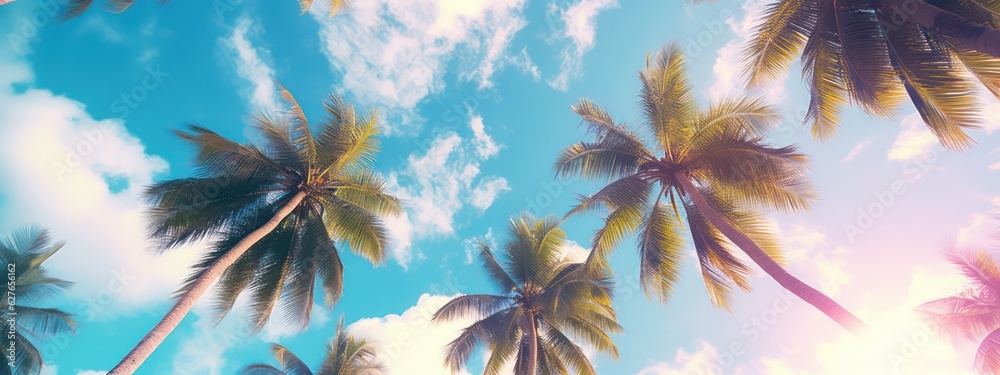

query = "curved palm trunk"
[109, 191, 308, 375]
[675, 175, 867, 335]
[526, 315, 538, 375]
[884, 0, 1000, 58]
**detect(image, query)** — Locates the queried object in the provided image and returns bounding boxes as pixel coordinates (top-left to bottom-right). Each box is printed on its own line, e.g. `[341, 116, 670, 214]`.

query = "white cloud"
[390, 134, 472, 237]
[548, 0, 618, 91]
[0, 61, 200, 313]
[636, 341, 724, 375]
[469, 113, 501, 158]
[470, 177, 511, 210]
[888, 113, 939, 161]
[348, 294, 475, 375]
[310, 0, 528, 128]
[386, 114, 509, 267]
[708, 0, 786, 104]
[171, 312, 245, 375]
[222, 14, 279, 113]
[508, 47, 541, 82]
[841, 137, 876, 163]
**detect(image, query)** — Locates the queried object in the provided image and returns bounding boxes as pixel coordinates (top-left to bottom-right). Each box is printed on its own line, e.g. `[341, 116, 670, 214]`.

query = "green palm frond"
[637, 202, 686, 303]
[640, 43, 698, 156]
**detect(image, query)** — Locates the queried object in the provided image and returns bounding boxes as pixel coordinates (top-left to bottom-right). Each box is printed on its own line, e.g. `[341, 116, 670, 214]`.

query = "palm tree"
[918, 247, 1000, 374]
[743, 0, 1000, 150]
[60, 0, 349, 20]
[108, 85, 401, 374]
[0, 225, 76, 375]
[241, 316, 383, 375]
[432, 213, 622, 375]
[556, 43, 867, 334]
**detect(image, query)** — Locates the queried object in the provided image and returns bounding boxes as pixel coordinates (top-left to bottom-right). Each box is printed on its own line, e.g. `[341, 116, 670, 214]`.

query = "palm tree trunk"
[675, 174, 868, 335]
[526, 315, 538, 375]
[884, 0, 1000, 58]
[108, 191, 308, 375]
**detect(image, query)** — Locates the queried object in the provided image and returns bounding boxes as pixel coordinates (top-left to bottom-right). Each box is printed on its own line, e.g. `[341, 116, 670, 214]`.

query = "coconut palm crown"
[241, 316, 383, 375]
[556, 43, 866, 333]
[432, 213, 622, 375]
[108, 85, 400, 374]
[0, 226, 76, 375]
[744, 0, 1000, 150]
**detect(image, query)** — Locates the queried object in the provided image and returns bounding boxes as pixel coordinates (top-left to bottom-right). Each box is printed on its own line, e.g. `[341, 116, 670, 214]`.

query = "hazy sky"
[0, 0, 998, 374]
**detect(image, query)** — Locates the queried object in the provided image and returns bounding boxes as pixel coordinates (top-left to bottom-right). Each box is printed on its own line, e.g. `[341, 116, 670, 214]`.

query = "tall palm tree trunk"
[675, 174, 868, 335]
[526, 315, 538, 375]
[884, 0, 1000, 58]
[109, 191, 308, 375]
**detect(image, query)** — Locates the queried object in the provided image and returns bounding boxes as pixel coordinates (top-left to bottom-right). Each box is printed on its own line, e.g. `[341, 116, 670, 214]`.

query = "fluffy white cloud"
[636, 341, 725, 375]
[547, 0, 617, 91]
[348, 294, 475, 375]
[386, 114, 509, 267]
[707, 0, 786, 104]
[221, 14, 279, 113]
[470, 177, 511, 210]
[888, 113, 938, 161]
[0, 60, 200, 313]
[469, 113, 501, 158]
[311, 0, 529, 128]
[171, 310, 248, 375]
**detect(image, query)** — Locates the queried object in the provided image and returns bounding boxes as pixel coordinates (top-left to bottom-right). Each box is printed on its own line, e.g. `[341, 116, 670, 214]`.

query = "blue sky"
[1, 0, 999, 374]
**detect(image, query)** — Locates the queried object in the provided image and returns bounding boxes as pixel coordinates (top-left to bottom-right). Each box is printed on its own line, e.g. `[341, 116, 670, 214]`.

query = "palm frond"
[744, 0, 819, 87]
[639, 43, 698, 156]
[636, 202, 686, 303]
